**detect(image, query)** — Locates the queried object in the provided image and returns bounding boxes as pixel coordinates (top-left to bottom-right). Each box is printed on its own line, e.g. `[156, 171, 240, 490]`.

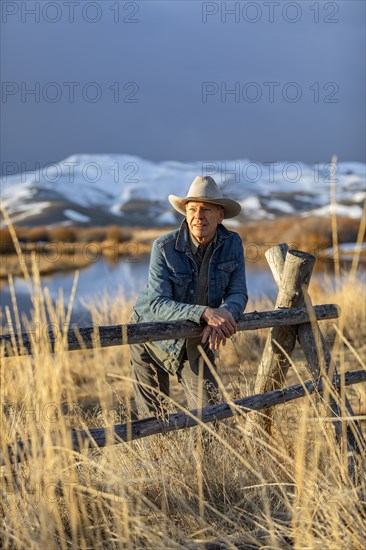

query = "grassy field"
[1, 255, 365, 548]
[1, 202, 366, 549]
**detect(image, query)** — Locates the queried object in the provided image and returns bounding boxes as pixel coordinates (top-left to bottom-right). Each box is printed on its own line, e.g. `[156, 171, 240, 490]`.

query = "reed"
[0, 207, 365, 549]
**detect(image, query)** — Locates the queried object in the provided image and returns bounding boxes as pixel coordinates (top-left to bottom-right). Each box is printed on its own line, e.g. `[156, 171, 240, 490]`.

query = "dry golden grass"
[1, 204, 365, 549]
[1, 264, 365, 549]
[237, 215, 363, 255]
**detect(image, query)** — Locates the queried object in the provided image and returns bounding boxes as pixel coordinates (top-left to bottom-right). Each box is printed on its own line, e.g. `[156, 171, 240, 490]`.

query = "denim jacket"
[132, 220, 248, 374]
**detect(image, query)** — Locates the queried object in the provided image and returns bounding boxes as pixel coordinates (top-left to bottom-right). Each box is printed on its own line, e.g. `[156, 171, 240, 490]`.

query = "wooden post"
[246, 244, 315, 433]
[253, 245, 315, 393]
[247, 244, 365, 456]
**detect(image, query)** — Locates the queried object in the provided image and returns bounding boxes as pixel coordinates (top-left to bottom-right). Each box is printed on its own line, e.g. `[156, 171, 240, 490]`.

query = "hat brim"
[168, 195, 241, 219]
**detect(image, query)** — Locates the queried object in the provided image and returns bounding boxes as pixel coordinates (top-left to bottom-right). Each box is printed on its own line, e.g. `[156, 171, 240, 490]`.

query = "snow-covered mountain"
[1, 154, 365, 227]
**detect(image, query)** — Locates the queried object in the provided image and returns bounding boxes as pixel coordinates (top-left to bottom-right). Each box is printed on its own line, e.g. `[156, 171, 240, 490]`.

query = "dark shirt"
[188, 231, 216, 305]
[185, 233, 216, 368]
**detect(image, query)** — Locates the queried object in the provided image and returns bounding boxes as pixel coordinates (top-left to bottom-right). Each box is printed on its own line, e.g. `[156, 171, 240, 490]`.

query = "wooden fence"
[1, 244, 365, 466]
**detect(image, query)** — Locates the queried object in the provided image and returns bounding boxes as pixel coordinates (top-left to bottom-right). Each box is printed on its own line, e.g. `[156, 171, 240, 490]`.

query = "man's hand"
[201, 307, 237, 350]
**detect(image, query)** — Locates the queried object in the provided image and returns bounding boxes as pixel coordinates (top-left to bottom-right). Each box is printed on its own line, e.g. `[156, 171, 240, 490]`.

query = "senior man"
[129, 176, 248, 417]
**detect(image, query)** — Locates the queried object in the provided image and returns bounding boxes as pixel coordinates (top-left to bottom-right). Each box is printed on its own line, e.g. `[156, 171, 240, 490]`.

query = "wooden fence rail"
[1, 304, 340, 357]
[3, 369, 365, 466]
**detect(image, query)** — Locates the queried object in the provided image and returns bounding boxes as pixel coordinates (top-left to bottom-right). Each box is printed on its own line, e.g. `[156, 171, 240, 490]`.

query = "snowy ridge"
[1, 154, 365, 227]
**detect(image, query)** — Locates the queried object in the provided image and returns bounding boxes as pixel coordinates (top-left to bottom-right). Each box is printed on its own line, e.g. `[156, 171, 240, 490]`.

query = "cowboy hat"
[168, 176, 241, 219]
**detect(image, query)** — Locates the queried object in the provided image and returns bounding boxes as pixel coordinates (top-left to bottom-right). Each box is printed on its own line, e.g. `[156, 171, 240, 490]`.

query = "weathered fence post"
[246, 244, 365, 457]
[246, 244, 315, 432]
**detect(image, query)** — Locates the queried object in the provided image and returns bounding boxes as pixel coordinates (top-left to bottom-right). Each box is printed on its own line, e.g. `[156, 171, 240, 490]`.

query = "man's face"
[185, 201, 224, 245]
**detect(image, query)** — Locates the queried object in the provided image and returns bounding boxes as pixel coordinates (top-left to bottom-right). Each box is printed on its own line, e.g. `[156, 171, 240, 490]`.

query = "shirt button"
[190, 290, 194, 294]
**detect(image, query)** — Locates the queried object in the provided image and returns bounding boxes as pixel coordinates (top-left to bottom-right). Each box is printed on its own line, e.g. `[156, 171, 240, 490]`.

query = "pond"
[0, 254, 362, 330]
[0, 255, 279, 327]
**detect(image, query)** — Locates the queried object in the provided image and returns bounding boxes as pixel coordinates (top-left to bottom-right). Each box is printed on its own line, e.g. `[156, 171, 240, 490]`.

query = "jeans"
[129, 342, 219, 418]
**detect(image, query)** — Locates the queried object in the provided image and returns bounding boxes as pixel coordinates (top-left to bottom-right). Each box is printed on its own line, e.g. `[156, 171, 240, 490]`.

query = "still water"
[0, 255, 280, 328]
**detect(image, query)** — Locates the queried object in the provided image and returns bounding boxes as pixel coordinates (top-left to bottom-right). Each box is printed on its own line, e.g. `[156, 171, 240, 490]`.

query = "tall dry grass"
[1, 205, 366, 548]
[1, 275, 365, 547]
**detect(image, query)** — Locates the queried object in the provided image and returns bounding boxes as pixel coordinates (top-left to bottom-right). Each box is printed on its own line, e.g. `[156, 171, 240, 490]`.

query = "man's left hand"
[201, 326, 228, 350]
[201, 307, 237, 350]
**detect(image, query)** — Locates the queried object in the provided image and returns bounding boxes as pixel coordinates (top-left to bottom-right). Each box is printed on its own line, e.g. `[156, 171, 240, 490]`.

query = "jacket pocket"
[169, 273, 193, 302]
[217, 261, 238, 292]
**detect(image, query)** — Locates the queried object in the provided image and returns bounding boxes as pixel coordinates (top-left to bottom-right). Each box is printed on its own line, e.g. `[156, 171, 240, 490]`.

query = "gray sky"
[1, 0, 365, 175]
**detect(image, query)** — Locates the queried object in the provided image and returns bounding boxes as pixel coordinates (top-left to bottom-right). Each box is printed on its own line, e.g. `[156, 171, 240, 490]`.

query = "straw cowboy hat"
[168, 176, 241, 219]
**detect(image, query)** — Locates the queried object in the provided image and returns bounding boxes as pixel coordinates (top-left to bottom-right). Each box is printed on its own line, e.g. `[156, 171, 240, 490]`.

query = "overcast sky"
[1, 0, 365, 175]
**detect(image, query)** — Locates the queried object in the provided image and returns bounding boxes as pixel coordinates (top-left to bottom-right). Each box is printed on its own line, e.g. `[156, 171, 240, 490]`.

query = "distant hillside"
[1, 154, 365, 228]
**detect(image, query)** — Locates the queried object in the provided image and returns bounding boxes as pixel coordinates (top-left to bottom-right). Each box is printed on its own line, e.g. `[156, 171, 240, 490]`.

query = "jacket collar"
[175, 219, 230, 252]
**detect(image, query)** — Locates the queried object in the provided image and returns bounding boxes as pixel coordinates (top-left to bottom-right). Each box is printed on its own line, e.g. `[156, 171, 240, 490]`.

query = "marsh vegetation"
[0, 212, 365, 549]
